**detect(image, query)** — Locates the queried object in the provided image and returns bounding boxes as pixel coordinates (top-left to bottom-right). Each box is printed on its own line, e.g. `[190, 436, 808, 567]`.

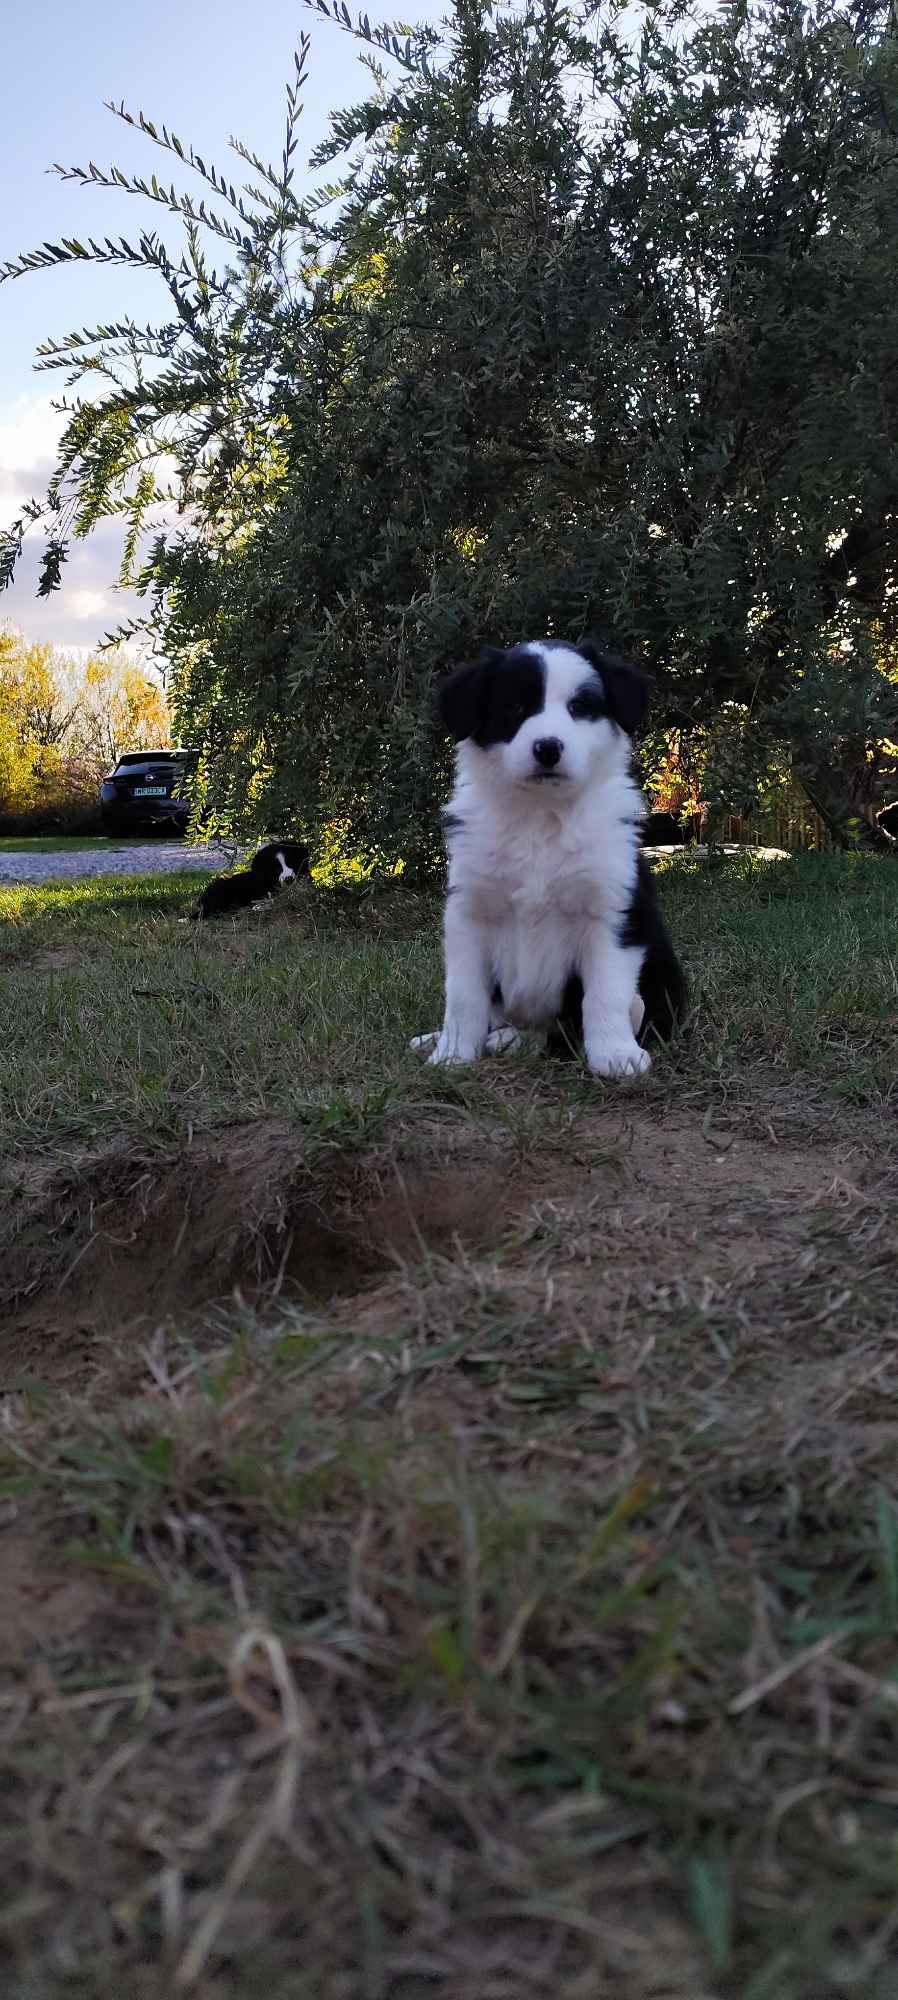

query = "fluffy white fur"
[426, 643, 650, 1077]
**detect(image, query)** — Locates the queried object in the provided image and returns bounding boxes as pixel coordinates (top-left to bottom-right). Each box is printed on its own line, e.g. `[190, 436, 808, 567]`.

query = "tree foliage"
[3, 0, 898, 860]
[0, 628, 169, 823]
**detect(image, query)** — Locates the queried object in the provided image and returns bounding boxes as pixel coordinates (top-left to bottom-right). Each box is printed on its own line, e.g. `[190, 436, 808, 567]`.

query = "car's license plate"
[134, 786, 167, 796]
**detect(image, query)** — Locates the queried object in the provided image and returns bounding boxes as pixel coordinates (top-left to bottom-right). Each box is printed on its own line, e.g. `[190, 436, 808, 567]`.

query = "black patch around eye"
[567, 684, 606, 722]
[575, 638, 651, 735]
[473, 652, 545, 747]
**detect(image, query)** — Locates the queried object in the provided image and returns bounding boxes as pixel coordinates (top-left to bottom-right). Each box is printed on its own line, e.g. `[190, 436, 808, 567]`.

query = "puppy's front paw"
[409, 1030, 440, 1054]
[484, 1026, 523, 1056]
[588, 1040, 651, 1078]
[427, 1034, 480, 1067]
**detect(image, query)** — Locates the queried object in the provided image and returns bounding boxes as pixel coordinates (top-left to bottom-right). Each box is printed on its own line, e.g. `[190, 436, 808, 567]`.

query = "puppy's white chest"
[492, 902, 579, 1025]
[477, 859, 603, 926]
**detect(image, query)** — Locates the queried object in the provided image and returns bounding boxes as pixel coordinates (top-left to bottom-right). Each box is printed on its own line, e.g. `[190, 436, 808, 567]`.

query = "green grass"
[2, 852, 898, 2000]
[1, 853, 895, 1152]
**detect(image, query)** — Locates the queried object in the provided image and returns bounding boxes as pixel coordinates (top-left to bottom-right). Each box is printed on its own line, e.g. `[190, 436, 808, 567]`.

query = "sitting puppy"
[414, 638, 686, 1076]
[193, 841, 310, 920]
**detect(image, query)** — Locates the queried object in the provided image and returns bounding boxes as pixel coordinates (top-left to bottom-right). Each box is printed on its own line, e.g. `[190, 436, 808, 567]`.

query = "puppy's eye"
[568, 692, 604, 721]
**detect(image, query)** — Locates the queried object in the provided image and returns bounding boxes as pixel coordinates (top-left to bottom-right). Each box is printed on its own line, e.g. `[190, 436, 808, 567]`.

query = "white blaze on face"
[498, 644, 619, 791]
[274, 849, 295, 884]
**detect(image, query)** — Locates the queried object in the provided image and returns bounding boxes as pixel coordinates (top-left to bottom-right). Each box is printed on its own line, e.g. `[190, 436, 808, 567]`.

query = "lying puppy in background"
[193, 841, 310, 920]
[412, 637, 686, 1075]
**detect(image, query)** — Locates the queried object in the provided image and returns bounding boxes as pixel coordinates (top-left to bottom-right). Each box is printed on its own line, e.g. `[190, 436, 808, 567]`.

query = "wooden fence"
[710, 806, 836, 853]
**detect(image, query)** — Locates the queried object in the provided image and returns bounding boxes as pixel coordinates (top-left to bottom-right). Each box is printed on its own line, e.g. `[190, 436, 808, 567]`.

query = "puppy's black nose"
[532, 737, 562, 768]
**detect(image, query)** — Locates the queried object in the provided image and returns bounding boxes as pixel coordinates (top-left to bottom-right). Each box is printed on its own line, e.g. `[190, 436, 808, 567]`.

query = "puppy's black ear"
[576, 636, 651, 736]
[436, 646, 503, 743]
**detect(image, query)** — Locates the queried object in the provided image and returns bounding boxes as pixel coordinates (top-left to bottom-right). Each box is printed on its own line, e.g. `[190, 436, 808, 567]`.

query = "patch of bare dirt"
[0, 1103, 875, 1396]
[0, 1535, 110, 1667]
[0, 1118, 530, 1381]
[33, 946, 84, 973]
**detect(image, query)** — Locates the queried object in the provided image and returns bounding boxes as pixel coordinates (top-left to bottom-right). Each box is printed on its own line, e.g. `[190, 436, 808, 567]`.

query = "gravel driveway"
[0, 844, 242, 884]
[0, 839, 788, 888]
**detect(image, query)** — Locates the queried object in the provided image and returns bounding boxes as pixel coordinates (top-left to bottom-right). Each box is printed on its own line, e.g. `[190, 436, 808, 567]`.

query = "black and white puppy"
[413, 639, 685, 1076]
[193, 841, 310, 920]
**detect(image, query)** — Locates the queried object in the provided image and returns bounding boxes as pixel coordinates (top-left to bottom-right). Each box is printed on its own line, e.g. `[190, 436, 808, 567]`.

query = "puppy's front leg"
[411, 1014, 521, 1058]
[429, 904, 491, 1066]
[581, 926, 650, 1078]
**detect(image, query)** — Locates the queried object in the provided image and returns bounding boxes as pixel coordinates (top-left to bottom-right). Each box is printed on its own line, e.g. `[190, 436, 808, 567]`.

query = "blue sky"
[1, 0, 443, 651]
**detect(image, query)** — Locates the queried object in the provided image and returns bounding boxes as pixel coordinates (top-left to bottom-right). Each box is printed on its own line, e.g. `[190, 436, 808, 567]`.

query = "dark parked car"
[100, 749, 199, 835]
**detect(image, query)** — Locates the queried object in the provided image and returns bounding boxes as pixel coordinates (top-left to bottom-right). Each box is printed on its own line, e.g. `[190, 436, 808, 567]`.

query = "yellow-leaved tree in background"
[81, 654, 169, 770]
[0, 628, 169, 829]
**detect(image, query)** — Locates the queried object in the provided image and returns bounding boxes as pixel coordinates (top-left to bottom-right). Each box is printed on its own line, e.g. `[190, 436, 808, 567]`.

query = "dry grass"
[2, 853, 898, 1998]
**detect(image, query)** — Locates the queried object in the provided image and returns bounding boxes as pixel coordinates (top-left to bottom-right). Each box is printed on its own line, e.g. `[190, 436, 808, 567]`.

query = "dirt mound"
[1, 1099, 872, 1389]
[0, 1119, 520, 1380]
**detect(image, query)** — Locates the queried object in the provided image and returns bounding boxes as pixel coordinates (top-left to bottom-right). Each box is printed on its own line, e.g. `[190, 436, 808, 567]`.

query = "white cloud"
[2, 526, 123, 653]
[69, 587, 111, 622]
[0, 389, 146, 655]
[0, 391, 62, 518]
[0, 391, 64, 478]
